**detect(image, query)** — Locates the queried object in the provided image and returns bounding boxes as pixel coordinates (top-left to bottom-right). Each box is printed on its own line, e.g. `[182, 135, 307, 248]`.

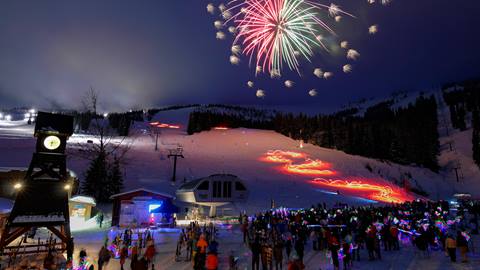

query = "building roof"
[69, 195, 96, 206]
[178, 178, 203, 190]
[178, 174, 242, 191]
[110, 188, 175, 200]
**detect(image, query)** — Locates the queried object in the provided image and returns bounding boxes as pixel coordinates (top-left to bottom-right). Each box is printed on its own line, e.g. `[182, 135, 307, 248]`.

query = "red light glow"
[285, 159, 335, 176]
[312, 178, 413, 203]
[214, 127, 229, 130]
[260, 150, 414, 203]
[149, 122, 180, 129]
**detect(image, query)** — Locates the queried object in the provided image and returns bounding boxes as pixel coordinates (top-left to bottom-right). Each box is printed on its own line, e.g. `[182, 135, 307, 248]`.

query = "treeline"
[274, 95, 439, 171]
[72, 110, 144, 136]
[187, 96, 440, 171]
[443, 79, 480, 167]
[187, 106, 274, 134]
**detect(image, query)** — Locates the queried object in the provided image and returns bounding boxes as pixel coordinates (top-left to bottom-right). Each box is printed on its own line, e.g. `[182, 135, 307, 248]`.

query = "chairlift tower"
[168, 147, 184, 183]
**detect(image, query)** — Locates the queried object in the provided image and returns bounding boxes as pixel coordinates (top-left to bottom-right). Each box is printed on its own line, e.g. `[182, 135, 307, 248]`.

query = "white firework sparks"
[206, 3, 215, 14]
[270, 69, 281, 79]
[382, 0, 392, 5]
[328, 3, 341, 17]
[218, 3, 226, 12]
[335, 16, 342, 22]
[256, 89, 266, 98]
[340, 41, 349, 49]
[367, 0, 375, 4]
[222, 10, 232, 20]
[231, 45, 241, 55]
[256, 66, 263, 74]
[343, 64, 353, 73]
[369, 25, 379, 34]
[285, 80, 295, 88]
[313, 68, 324, 78]
[247, 81, 254, 88]
[228, 26, 236, 34]
[309, 89, 318, 97]
[216, 31, 226, 40]
[347, 49, 360, 60]
[214, 20, 223, 29]
[230, 55, 240, 65]
[323, 72, 334, 79]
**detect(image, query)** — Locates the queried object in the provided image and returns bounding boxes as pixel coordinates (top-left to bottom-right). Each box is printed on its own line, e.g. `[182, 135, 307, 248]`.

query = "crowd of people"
[175, 222, 220, 270]
[89, 228, 157, 270]
[240, 199, 479, 270]
[2, 199, 478, 270]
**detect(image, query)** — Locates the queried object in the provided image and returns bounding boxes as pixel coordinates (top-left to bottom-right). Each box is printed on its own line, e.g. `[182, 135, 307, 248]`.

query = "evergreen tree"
[108, 156, 124, 196]
[82, 150, 109, 202]
[473, 110, 480, 167]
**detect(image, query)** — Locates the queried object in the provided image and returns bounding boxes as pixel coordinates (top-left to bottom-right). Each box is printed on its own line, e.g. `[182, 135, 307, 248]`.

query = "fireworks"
[343, 64, 352, 73]
[256, 89, 266, 98]
[227, 0, 354, 76]
[205, 0, 394, 97]
[207, 3, 216, 14]
[214, 20, 223, 29]
[216, 31, 226, 40]
[230, 55, 241, 65]
[309, 89, 318, 97]
[347, 49, 360, 60]
[228, 26, 237, 34]
[284, 80, 295, 88]
[323, 71, 333, 79]
[231, 45, 242, 55]
[247, 81, 255, 88]
[313, 68, 324, 78]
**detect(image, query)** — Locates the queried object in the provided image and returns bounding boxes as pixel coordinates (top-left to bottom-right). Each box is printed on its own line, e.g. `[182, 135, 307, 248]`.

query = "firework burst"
[227, 0, 354, 76]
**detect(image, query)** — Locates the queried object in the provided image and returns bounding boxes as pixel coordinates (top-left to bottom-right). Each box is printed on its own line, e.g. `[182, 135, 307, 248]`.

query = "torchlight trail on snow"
[260, 150, 414, 203]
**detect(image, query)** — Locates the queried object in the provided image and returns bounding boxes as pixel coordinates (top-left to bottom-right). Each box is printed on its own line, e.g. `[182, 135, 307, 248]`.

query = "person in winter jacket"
[456, 231, 468, 263]
[273, 240, 284, 270]
[206, 251, 219, 270]
[445, 234, 457, 262]
[250, 238, 261, 270]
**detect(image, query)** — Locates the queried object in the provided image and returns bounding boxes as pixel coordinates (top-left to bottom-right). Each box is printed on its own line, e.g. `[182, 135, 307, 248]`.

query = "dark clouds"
[0, 0, 479, 112]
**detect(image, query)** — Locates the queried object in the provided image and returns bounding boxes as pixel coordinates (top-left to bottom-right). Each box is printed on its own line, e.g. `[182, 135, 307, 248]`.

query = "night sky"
[0, 0, 479, 112]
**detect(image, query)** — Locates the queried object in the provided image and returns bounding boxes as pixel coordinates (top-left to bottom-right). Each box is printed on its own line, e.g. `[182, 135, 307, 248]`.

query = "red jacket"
[206, 253, 218, 270]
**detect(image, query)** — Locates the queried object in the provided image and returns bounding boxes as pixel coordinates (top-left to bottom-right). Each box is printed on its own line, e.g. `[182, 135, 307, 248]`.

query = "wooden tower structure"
[0, 112, 74, 260]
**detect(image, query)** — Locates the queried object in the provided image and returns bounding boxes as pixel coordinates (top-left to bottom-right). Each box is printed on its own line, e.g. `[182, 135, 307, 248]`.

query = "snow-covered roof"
[110, 188, 174, 199]
[70, 195, 96, 206]
[13, 214, 65, 223]
[0, 167, 78, 177]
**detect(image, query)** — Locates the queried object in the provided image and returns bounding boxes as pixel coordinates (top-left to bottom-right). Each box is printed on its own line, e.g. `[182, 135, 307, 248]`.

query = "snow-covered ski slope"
[0, 105, 471, 213]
